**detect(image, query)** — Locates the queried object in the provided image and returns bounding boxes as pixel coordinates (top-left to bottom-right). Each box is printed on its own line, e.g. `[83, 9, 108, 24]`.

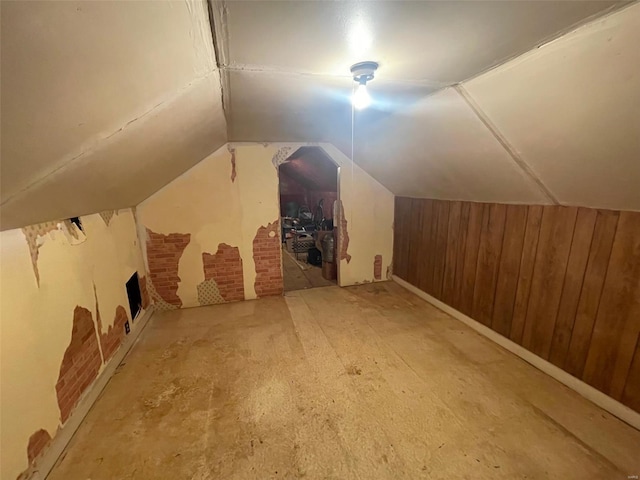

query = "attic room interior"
[0, 0, 639, 478]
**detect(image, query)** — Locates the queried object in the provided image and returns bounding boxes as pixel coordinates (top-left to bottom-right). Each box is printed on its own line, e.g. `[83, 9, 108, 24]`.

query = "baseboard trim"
[391, 275, 640, 431]
[30, 306, 156, 480]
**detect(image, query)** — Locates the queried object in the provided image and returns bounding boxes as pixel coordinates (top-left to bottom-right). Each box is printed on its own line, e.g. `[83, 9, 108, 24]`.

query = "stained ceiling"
[1, 0, 638, 230]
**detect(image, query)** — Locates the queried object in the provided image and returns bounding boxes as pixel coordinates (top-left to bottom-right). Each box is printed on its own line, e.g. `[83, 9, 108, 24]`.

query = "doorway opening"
[279, 147, 339, 292]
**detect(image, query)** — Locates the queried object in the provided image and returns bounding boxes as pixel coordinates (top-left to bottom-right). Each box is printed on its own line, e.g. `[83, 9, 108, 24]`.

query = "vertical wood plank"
[406, 199, 424, 286]
[424, 200, 440, 296]
[621, 334, 640, 412]
[452, 202, 471, 311]
[417, 200, 434, 294]
[432, 201, 450, 300]
[548, 208, 597, 368]
[565, 210, 619, 378]
[522, 206, 578, 359]
[392, 197, 407, 279]
[458, 202, 485, 317]
[472, 204, 507, 326]
[510, 205, 543, 344]
[582, 211, 640, 398]
[491, 205, 528, 337]
[442, 201, 462, 306]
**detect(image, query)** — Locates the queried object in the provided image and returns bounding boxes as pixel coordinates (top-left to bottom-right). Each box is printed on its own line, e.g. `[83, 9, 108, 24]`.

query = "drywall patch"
[21, 221, 60, 285]
[253, 220, 283, 297]
[196, 278, 225, 305]
[26, 429, 52, 464]
[99, 210, 115, 226]
[139, 275, 151, 309]
[271, 147, 294, 168]
[56, 306, 103, 423]
[97, 305, 128, 363]
[374, 255, 383, 280]
[229, 146, 237, 182]
[339, 201, 351, 264]
[145, 228, 190, 307]
[202, 243, 245, 302]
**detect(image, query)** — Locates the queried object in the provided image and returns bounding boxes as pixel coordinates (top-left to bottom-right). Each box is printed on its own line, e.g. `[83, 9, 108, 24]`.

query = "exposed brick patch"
[338, 201, 351, 264]
[98, 306, 128, 363]
[253, 220, 283, 297]
[202, 243, 245, 302]
[27, 429, 52, 463]
[145, 228, 190, 307]
[374, 254, 383, 280]
[230, 148, 237, 182]
[139, 275, 151, 309]
[146, 281, 177, 312]
[56, 306, 103, 424]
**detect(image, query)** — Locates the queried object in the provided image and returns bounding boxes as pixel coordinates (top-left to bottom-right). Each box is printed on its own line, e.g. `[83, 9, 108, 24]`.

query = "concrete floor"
[49, 283, 640, 479]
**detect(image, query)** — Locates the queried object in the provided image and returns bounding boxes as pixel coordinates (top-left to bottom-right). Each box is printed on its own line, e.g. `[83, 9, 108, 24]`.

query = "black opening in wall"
[126, 272, 142, 321]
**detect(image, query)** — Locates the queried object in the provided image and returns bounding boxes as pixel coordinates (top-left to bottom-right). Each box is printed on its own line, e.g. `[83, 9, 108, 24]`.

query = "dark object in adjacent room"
[307, 247, 322, 266]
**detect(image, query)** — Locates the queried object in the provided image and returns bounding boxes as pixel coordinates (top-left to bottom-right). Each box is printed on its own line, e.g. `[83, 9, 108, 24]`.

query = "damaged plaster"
[99, 210, 116, 227]
[196, 278, 225, 305]
[21, 221, 60, 286]
[374, 255, 383, 281]
[55, 306, 102, 424]
[229, 145, 237, 182]
[338, 200, 351, 264]
[252, 219, 283, 297]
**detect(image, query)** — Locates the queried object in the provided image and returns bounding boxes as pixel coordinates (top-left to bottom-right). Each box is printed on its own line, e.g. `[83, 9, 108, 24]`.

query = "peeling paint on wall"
[202, 244, 244, 302]
[271, 146, 294, 168]
[229, 146, 237, 182]
[26, 429, 51, 464]
[97, 305, 128, 363]
[146, 281, 178, 312]
[55, 306, 102, 424]
[253, 220, 283, 297]
[196, 278, 225, 305]
[338, 201, 351, 264]
[374, 254, 383, 280]
[21, 221, 59, 285]
[145, 228, 190, 307]
[139, 275, 151, 309]
[99, 210, 115, 226]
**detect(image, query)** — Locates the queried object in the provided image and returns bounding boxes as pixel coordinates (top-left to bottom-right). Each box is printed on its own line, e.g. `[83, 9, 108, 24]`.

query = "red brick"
[146, 228, 190, 307]
[374, 254, 383, 280]
[26, 429, 52, 463]
[253, 220, 283, 298]
[56, 306, 102, 423]
[338, 201, 351, 263]
[202, 244, 245, 303]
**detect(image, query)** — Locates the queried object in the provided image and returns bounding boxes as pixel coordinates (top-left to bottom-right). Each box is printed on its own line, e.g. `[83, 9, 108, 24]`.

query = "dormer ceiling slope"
[1, 0, 637, 230]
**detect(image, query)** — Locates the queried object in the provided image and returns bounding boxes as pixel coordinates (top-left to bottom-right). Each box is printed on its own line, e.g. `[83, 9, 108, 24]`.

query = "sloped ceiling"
[0, 0, 226, 229]
[1, 1, 637, 231]
[221, 0, 639, 211]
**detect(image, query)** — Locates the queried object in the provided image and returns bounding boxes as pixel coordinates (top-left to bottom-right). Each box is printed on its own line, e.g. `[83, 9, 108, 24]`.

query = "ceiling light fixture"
[350, 61, 379, 110]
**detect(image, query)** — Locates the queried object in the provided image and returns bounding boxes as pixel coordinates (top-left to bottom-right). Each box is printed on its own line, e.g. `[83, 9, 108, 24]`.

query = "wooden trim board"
[27, 306, 156, 480]
[392, 274, 640, 431]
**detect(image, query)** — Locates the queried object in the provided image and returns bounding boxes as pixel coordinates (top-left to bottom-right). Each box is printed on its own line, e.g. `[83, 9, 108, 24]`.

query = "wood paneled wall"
[394, 198, 640, 413]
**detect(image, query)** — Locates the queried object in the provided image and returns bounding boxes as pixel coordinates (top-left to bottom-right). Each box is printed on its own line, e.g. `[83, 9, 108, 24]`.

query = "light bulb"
[352, 83, 371, 110]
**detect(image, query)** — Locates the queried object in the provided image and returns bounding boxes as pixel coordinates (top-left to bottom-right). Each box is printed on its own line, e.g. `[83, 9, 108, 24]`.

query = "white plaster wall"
[321, 144, 395, 286]
[136, 144, 281, 305]
[0, 209, 145, 479]
[136, 143, 395, 305]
